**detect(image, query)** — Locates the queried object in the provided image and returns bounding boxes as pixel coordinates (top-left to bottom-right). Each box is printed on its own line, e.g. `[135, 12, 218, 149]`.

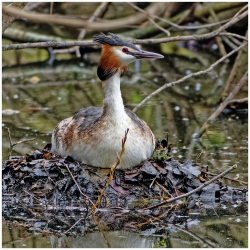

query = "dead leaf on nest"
[179, 160, 201, 179]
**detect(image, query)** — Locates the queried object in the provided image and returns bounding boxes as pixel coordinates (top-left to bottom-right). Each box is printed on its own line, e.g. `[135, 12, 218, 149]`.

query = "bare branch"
[141, 164, 237, 210]
[91, 129, 129, 211]
[132, 42, 247, 113]
[2, 2, 27, 33]
[6, 127, 35, 159]
[64, 163, 95, 207]
[53, 2, 109, 57]
[197, 71, 248, 137]
[2, 2, 165, 32]
[90, 129, 129, 248]
[127, 2, 247, 32]
[2, 9, 247, 52]
[2, 41, 98, 51]
[228, 97, 248, 104]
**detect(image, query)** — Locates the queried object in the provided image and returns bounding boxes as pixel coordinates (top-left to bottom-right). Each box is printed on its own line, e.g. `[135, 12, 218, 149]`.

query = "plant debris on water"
[2, 139, 248, 238]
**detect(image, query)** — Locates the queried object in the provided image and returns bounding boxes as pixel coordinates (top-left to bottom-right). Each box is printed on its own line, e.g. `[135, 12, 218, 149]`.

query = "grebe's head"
[93, 33, 164, 81]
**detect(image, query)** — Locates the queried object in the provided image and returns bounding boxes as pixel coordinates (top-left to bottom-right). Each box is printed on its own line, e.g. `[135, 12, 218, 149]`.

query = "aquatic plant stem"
[141, 164, 237, 210]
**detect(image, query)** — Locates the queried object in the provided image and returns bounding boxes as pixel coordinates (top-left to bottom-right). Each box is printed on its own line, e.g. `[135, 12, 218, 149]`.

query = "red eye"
[122, 47, 128, 53]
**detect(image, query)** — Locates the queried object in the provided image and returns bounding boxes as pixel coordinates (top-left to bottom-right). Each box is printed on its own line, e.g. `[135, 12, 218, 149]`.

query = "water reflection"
[3, 211, 247, 248]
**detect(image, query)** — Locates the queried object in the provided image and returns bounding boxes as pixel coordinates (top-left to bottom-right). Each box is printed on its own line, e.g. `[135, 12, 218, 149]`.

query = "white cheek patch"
[114, 49, 136, 65]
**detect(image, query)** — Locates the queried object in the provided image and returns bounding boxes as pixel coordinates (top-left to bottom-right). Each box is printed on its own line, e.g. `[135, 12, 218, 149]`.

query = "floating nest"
[2, 139, 248, 238]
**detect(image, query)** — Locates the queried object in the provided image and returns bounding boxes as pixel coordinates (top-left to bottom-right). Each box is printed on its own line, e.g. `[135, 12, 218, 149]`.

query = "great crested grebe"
[51, 33, 164, 169]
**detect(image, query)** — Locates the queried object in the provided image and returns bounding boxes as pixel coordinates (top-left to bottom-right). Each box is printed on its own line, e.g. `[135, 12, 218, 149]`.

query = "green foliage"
[153, 149, 168, 161]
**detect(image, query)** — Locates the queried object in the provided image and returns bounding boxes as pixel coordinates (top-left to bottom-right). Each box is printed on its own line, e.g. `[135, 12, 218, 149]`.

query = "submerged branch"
[141, 164, 237, 210]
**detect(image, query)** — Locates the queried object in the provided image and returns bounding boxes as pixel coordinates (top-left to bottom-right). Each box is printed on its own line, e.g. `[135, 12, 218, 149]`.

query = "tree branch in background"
[228, 97, 248, 104]
[2, 2, 27, 33]
[127, 2, 247, 31]
[53, 2, 109, 57]
[2, 8, 247, 51]
[197, 71, 248, 137]
[2, 2, 166, 32]
[2, 31, 247, 51]
[132, 42, 247, 113]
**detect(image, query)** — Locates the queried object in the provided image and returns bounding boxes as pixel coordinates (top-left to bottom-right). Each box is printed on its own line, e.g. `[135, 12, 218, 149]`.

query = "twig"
[64, 218, 84, 234]
[197, 71, 247, 137]
[2, 2, 164, 31]
[201, 169, 248, 185]
[149, 174, 159, 188]
[171, 224, 213, 247]
[64, 163, 95, 207]
[127, 2, 170, 36]
[6, 127, 35, 159]
[228, 97, 248, 104]
[53, 2, 108, 57]
[2, 2, 27, 33]
[24, 190, 47, 205]
[135, 207, 173, 227]
[90, 129, 129, 248]
[2, 31, 247, 52]
[132, 42, 247, 113]
[91, 128, 129, 211]
[78, 2, 109, 40]
[49, 2, 54, 15]
[2, 41, 97, 51]
[140, 164, 237, 210]
[155, 181, 173, 198]
[91, 212, 111, 248]
[148, 17, 171, 36]
[2, 9, 248, 51]
[127, 2, 236, 31]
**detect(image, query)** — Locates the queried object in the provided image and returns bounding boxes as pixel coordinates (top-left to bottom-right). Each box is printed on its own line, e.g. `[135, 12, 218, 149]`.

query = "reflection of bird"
[51, 33, 164, 169]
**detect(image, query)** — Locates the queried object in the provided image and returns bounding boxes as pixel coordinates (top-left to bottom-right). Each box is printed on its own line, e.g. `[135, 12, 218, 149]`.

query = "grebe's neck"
[102, 69, 125, 117]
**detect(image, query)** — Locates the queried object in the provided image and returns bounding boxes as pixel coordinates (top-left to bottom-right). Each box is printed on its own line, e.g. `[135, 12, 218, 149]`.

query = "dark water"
[2, 48, 248, 247]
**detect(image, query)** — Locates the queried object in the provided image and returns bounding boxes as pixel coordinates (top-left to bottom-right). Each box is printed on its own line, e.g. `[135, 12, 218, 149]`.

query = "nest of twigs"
[2, 139, 247, 237]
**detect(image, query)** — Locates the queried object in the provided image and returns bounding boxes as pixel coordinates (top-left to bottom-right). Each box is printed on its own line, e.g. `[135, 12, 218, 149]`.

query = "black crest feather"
[93, 33, 140, 51]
